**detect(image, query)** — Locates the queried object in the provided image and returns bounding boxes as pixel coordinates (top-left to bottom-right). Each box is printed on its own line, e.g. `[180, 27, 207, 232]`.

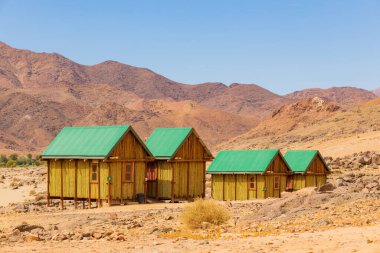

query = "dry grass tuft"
[181, 198, 230, 229]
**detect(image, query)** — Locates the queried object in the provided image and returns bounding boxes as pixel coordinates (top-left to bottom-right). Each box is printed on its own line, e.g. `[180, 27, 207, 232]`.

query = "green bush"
[6, 160, 16, 168]
[181, 198, 230, 229]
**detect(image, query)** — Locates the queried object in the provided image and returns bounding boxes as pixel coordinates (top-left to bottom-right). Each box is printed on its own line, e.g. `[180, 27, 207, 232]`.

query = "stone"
[359, 156, 372, 165]
[317, 183, 336, 192]
[366, 182, 379, 189]
[92, 232, 103, 239]
[335, 178, 345, 187]
[8, 229, 21, 242]
[372, 155, 380, 165]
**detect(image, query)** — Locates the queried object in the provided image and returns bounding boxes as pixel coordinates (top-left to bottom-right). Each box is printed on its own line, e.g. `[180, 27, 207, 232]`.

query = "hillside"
[218, 98, 380, 157]
[285, 87, 377, 109]
[0, 41, 378, 154]
[374, 87, 380, 97]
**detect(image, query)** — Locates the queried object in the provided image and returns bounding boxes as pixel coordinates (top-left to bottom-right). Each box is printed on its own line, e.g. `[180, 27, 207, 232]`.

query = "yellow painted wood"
[236, 174, 247, 200]
[316, 175, 326, 186]
[212, 175, 223, 200]
[49, 160, 61, 197]
[188, 162, 204, 197]
[305, 175, 316, 187]
[257, 175, 265, 199]
[77, 160, 89, 198]
[135, 162, 146, 194]
[157, 161, 172, 199]
[223, 175, 235, 201]
[265, 175, 274, 198]
[99, 162, 108, 199]
[293, 175, 306, 190]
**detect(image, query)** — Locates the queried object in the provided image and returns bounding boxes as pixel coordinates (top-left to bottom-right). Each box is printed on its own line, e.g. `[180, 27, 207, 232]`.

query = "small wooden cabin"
[145, 127, 213, 201]
[207, 150, 292, 200]
[41, 125, 153, 208]
[284, 150, 330, 190]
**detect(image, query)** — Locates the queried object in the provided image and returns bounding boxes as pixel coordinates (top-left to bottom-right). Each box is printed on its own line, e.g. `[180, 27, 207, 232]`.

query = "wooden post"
[98, 162, 101, 208]
[144, 162, 147, 203]
[222, 174, 225, 201]
[186, 162, 190, 200]
[202, 162, 206, 198]
[88, 160, 91, 209]
[211, 174, 213, 199]
[108, 163, 111, 207]
[47, 160, 50, 207]
[60, 160, 64, 209]
[74, 160, 78, 209]
[246, 175, 249, 200]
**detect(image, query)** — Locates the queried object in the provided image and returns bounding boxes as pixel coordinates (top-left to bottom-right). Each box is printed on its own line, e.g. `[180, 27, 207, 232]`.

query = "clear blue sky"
[1, 0, 379, 94]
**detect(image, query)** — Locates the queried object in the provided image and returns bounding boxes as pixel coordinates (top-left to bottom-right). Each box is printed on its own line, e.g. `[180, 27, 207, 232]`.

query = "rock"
[359, 156, 372, 165]
[8, 229, 21, 242]
[14, 223, 44, 233]
[92, 232, 103, 239]
[372, 155, 380, 165]
[52, 233, 67, 241]
[165, 216, 174, 220]
[149, 228, 159, 234]
[335, 178, 345, 187]
[366, 182, 379, 189]
[317, 183, 336, 192]
[23, 233, 41, 242]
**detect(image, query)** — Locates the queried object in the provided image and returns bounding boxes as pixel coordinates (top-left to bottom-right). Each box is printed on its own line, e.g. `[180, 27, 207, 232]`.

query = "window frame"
[248, 175, 256, 190]
[90, 162, 99, 183]
[122, 162, 134, 182]
[274, 176, 280, 190]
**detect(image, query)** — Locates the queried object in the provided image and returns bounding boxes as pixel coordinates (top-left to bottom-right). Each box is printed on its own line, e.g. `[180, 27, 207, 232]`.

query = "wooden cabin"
[284, 150, 330, 190]
[207, 150, 292, 200]
[41, 125, 153, 208]
[145, 127, 213, 201]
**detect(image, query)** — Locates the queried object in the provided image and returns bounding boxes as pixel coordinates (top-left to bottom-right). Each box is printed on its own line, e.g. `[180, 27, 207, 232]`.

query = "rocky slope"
[218, 98, 380, 155]
[0, 41, 378, 153]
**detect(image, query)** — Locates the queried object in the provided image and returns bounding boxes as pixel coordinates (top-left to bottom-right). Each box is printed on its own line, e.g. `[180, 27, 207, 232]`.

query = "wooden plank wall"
[211, 175, 223, 200]
[157, 161, 172, 199]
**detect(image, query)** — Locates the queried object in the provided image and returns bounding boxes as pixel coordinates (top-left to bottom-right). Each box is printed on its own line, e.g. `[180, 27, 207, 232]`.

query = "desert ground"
[1, 151, 380, 252]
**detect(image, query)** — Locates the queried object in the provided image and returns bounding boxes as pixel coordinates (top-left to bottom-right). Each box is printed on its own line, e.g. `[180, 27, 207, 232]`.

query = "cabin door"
[146, 162, 157, 198]
[286, 176, 294, 191]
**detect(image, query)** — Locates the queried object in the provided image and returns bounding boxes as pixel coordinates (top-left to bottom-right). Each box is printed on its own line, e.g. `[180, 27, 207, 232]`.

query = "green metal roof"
[145, 127, 192, 159]
[42, 125, 131, 159]
[284, 150, 319, 173]
[207, 149, 280, 174]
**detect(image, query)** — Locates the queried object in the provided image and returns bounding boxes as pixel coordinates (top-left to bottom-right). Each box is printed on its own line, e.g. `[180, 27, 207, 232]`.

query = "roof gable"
[207, 149, 280, 173]
[145, 127, 193, 159]
[42, 125, 143, 159]
[284, 150, 319, 173]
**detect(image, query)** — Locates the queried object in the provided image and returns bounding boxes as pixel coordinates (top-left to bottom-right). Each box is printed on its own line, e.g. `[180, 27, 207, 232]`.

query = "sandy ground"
[1, 156, 380, 253]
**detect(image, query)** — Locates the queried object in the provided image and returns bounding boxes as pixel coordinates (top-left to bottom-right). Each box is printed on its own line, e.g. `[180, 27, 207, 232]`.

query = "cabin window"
[248, 175, 256, 190]
[91, 163, 98, 183]
[274, 176, 280, 190]
[123, 162, 133, 182]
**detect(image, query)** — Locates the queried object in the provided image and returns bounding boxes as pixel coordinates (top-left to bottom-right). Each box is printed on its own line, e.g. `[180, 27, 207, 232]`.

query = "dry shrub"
[29, 189, 36, 196]
[181, 198, 230, 229]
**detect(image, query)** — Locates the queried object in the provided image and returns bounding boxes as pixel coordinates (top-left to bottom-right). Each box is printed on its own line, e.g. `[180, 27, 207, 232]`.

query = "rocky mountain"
[285, 87, 377, 109]
[374, 88, 380, 97]
[218, 98, 380, 157]
[0, 41, 378, 154]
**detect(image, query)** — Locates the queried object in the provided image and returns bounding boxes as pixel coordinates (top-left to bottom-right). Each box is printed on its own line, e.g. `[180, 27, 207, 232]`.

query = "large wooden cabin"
[145, 127, 213, 201]
[207, 150, 293, 200]
[284, 150, 330, 190]
[41, 125, 153, 208]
